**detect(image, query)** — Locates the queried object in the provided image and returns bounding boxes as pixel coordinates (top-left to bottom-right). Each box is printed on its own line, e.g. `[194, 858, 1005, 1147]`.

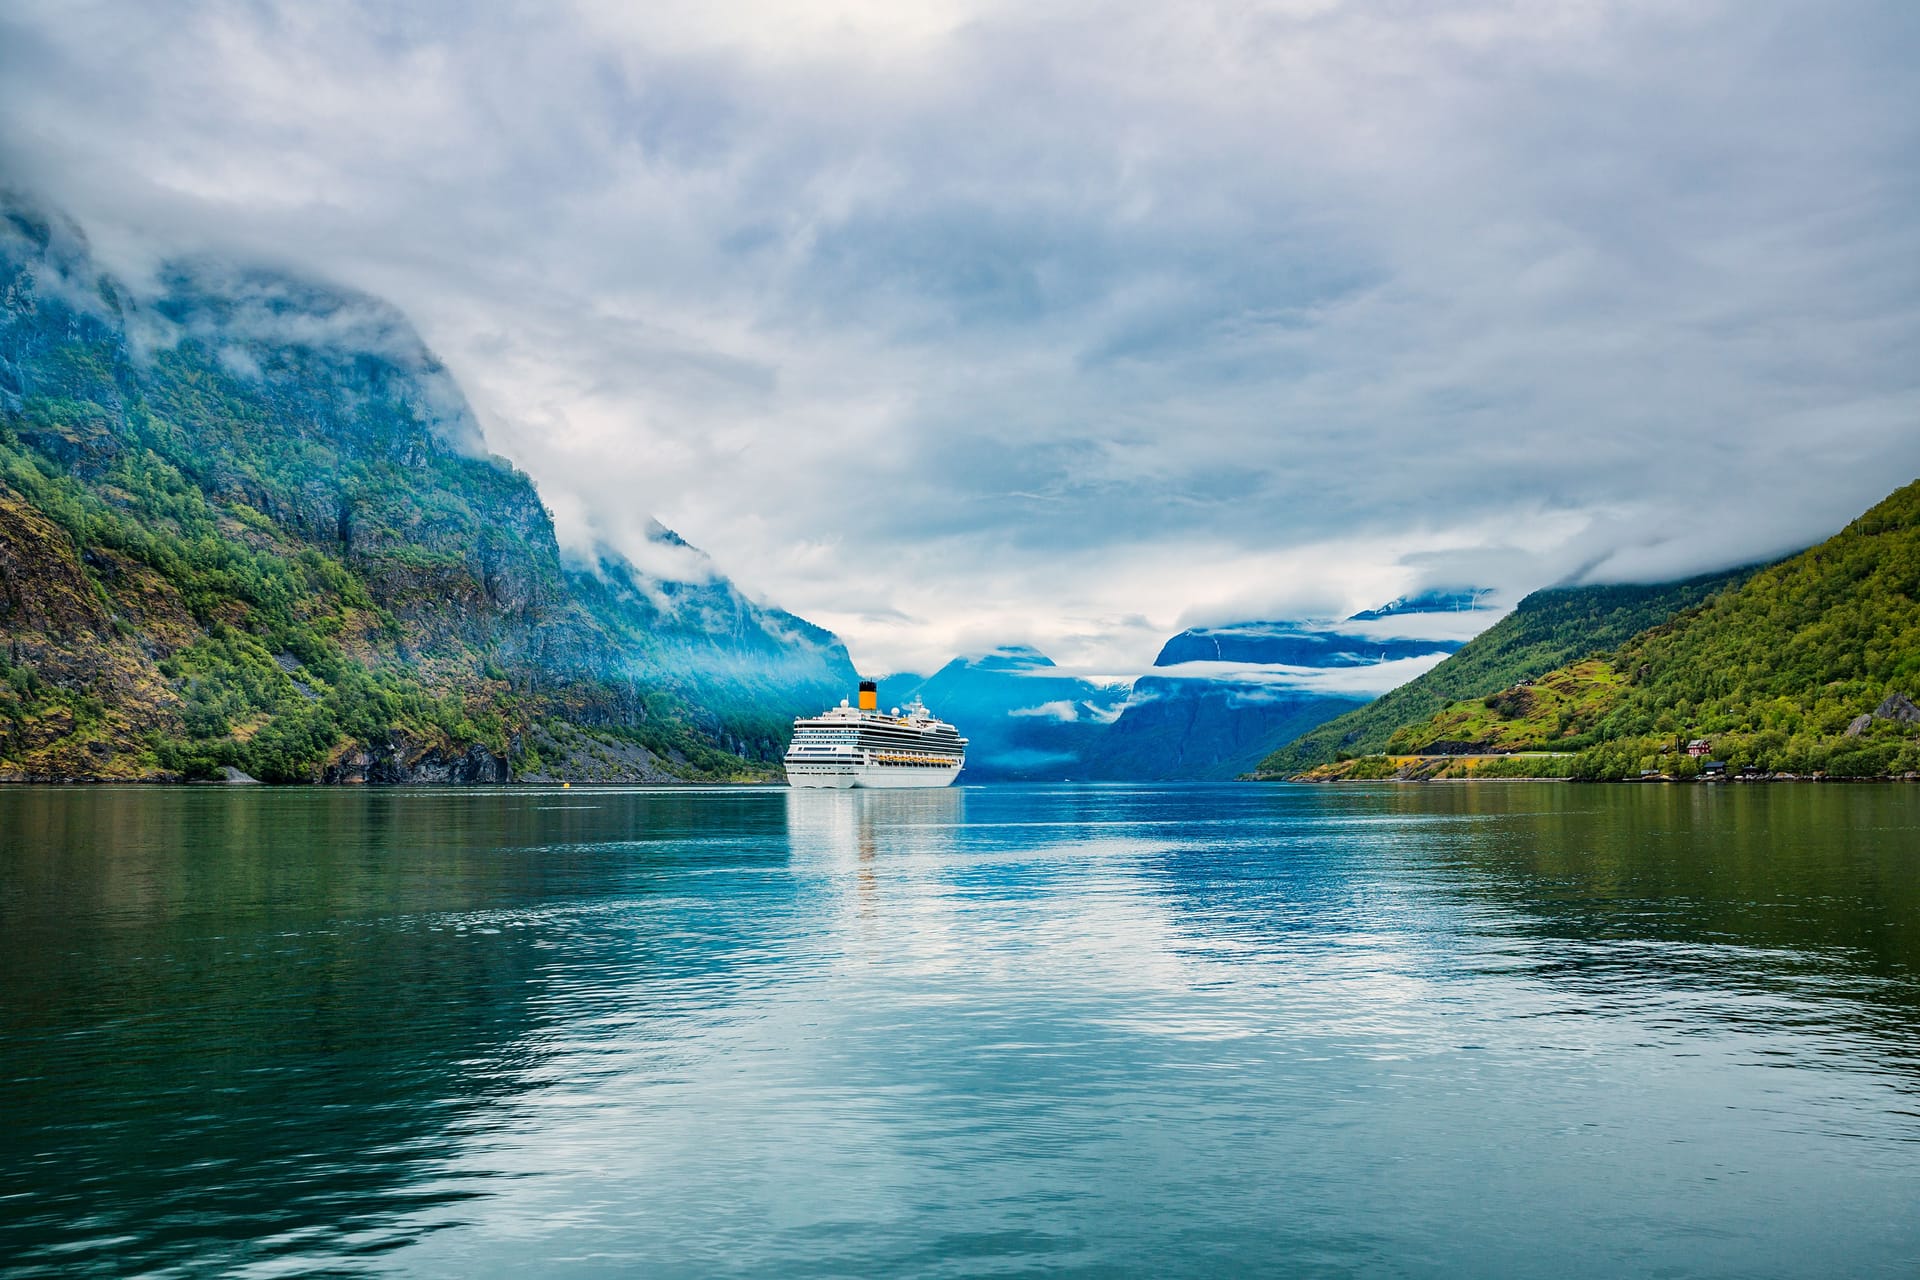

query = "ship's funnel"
[858, 680, 878, 711]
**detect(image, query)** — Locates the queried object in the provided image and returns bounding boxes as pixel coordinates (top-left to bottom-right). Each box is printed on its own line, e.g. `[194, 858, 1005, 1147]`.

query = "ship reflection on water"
[783, 786, 968, 910]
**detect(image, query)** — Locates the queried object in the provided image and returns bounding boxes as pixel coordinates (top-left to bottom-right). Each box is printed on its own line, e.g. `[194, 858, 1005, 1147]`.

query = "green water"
[2, 782, 1916, 1276]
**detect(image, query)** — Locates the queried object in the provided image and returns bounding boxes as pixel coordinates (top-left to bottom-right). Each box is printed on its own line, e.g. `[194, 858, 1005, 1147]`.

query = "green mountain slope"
[1320, 479, 1920, 780]
[0, 193, 853, 782]
[1248, 568, 1759, 778]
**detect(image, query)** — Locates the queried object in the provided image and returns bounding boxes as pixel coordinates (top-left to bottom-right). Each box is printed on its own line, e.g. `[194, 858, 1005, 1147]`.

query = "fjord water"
[2, 785, 1916, 1277]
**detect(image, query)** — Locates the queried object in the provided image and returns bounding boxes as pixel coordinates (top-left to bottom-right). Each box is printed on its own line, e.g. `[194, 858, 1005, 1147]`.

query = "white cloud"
[4, 0, 1916, 675]
[1007, 700, 1082, 722]
[1336, 610, 1509, 646]
[1145, 655, 1456, 698]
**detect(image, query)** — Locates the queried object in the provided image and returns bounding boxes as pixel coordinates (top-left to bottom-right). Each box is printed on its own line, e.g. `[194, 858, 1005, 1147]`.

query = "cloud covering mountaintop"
[4, 0, 1916, 674]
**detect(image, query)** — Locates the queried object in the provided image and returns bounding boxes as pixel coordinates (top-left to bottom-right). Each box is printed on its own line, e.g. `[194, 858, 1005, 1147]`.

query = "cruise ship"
[784, 681, 967, 788]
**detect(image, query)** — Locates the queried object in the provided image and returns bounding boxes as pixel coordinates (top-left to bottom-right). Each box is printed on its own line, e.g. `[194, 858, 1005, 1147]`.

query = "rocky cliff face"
[320, 733, 510, 785]
[0, 191, 852, 782]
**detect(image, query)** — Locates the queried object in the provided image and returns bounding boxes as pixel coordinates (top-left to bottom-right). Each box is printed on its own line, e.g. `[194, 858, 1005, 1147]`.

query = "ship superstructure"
[785, 681, 967, 788]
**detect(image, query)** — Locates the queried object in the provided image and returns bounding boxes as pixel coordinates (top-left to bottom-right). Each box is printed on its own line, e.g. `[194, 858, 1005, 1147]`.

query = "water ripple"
[2, 783, 1918, 1276]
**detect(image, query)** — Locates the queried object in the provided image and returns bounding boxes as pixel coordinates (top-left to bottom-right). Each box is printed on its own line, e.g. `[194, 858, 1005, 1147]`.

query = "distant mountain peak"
[1345, 587, 1494, 621]
[1150, 621, 1465, 671]
[970, 644, 1057, 671]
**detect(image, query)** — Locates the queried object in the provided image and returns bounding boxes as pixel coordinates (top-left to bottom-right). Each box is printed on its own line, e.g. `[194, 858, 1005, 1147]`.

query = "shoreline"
[0, 774, 781, 788]
[1258, 774, 1920, 785]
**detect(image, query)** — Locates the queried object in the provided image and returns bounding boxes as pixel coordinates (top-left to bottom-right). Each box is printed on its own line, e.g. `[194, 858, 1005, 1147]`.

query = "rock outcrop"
[321, 735, 510, 785]
[1845, 692, 1919, 737]
[1874, 692, 1920, 724]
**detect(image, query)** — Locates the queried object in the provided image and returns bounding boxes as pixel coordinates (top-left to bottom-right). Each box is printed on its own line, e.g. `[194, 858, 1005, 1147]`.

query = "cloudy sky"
[4, 0, 1917, 675]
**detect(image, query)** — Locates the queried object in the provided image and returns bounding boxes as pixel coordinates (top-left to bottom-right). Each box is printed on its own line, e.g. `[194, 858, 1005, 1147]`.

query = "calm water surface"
[2, 783, 1917, 1277]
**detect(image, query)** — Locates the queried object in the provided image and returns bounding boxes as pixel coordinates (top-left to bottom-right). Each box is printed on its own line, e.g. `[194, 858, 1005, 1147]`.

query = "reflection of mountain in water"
[1398, 784, 1920, 982]
[7, 784, 1918, 1276]
[0, 787, 804, 1275]
[0, 791, 555, 1272]
[1139, 784, 1920, 1078]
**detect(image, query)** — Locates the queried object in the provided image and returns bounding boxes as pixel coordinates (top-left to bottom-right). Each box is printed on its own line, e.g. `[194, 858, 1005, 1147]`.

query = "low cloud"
[1335, 609, 1508, 646]
[1147, 654, 1457, 698]
[1007, 700, 1082, 722]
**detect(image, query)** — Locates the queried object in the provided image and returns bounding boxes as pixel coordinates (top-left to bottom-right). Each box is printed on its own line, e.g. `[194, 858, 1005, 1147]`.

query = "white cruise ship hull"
[785, 763, 960, 789]
[785, 686, 967, 789]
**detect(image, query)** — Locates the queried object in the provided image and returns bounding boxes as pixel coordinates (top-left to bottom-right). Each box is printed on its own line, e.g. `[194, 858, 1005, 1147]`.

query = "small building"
[1686, 738, 1712, 758]
[1701, 760, 1726, 776]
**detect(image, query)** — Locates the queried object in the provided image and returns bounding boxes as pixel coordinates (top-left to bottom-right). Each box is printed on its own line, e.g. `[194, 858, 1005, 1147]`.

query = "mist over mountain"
[883, 594, 1503, 782]
[1079, 594, 1500, 780]
[0, 191, 852, 782]
[563, 535, 856, 745]
[1151, 618, 1471, 670]
[1292, 481, 1920, 781]
[7, 0, 1914, 676]
[1252, 567, 1768, 779]
[0, 187, 1512, 787]
[878, 646, 1127, 780]
[12, 183, 1894, 791]
[1344, 589, 1495, 624]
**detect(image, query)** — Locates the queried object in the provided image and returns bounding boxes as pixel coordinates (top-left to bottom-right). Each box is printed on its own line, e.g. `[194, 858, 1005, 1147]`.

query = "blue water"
[2, 782, 1917, 1276]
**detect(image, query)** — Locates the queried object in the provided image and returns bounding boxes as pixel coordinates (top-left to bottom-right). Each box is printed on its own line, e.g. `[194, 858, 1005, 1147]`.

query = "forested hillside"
[0, 193, 853, 782]
[1301, 479, 1920, 780]
[1248, 569, 1758, 777]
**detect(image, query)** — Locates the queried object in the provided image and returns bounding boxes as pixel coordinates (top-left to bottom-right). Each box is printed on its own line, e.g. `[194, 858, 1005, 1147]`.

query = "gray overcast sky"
[4, 0, 1918, 675]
